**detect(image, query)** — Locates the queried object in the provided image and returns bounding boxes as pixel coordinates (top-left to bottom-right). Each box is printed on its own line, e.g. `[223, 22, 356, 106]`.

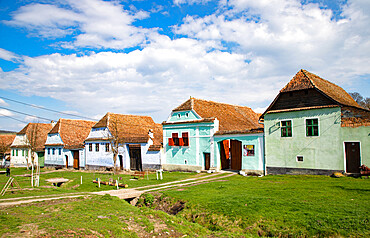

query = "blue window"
[59, 148, 62, 155]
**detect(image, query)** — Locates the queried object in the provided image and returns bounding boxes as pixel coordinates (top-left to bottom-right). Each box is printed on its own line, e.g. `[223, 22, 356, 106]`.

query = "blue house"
[162, 98, 265, 174]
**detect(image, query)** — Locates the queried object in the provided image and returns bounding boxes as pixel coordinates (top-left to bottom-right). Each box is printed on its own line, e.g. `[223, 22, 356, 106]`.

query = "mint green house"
[260, 70, 370, 175]
[162, 98, 265, 174]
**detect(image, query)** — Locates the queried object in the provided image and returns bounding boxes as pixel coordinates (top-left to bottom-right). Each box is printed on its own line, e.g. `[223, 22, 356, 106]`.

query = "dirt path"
[0, 172, 236, 206]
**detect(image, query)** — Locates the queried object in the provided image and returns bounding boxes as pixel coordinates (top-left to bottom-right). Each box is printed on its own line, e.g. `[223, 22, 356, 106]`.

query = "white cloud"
[4, 0, 155, 49]
[174, 0, 212, 5]
[0, 48, 21, 62]
[0, 109, 14, 117]
[0, 99, 9, 106]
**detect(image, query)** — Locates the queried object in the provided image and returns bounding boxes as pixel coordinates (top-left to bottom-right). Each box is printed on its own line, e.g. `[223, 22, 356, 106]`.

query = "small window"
[306, 118, 319, 136]
[25, 150, 28, 156]
[52, 148, 55, 155]
[16, 149, 18, 156]
[22, 150, 24, 156]
[172, 133, 179, 146]
[12, 150, 14, 156]
[177, 113, 181, 119]
[244, 145, 255, 156]
[105, 143, 110, 152]
[182, 132, 189, 146]
[95, 143, 99, 152]
[281, 120, 292, 137]
[185, 112, 189, 118]
[48, 148, 50, 155]
[297, 156, 303, 162]
[59, 148, 62, 155]
[89, 143, 92, 152]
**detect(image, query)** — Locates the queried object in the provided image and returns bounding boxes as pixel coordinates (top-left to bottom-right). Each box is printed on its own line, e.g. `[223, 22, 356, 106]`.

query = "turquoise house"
[260, 69, 370, 175]
[162, 98, 264, 174]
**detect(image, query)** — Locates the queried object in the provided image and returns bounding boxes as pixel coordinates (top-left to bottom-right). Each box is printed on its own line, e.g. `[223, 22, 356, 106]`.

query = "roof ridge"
[301, 69, 316, 88]
[193, 97, 253, 109]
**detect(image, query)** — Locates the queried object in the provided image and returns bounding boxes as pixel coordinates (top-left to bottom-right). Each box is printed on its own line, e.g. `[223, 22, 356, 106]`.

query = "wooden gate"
[204, 153, 210, 170]
[230, 140, 242, 170]
[73, 151, 79, 169]
[65, 155, 68, 168]
[119, 155, 123, 170]
[345, 142, 360, 173]
[129, 145, 142, 171]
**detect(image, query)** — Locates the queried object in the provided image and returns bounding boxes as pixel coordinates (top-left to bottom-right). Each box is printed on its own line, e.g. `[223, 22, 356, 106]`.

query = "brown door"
[204, 153, 210, 170]
[230, 140, 242, 170]
[65, 155, 68, 168]
[129, 145, 142, 171]
[220, 141, 229, 169]
[73, 151, 79, 169]
[345, 142, 361, 173]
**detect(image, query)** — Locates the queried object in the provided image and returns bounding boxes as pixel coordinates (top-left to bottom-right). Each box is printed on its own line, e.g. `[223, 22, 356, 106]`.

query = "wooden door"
[230, 140, 242, 170]
[220, 141, 229, 169]
[345, 142, 360, 173]
[73, 151, 79, 169]
[65, 155, 68, 168]
[204, 153, 210, 170]
[129, 145, 142, 171]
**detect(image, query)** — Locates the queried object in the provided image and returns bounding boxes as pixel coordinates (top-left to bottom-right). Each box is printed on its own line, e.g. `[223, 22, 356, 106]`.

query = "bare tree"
[25, 123, 41, 187]
[105, 118, 123, 174]
[349, 92, 370, 110]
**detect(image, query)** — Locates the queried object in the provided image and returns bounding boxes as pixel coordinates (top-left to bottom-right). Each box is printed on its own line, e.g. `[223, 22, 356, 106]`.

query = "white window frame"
[305, 117, 320, 137]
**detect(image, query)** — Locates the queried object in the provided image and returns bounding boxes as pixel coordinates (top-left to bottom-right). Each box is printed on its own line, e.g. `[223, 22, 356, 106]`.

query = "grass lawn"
[0, 195, 210, 237]
[0, 167, 202, 199]
[159, 174, 370, 237]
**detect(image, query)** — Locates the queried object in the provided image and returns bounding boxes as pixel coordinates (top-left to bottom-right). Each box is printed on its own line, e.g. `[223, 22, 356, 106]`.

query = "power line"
[0, 113, 27, 124]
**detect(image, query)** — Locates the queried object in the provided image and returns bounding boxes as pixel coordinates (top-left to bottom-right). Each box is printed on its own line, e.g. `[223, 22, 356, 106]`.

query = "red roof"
[0, 134, 16, 154]
[15, 123, 54, 151]
[169, 98, 262, 132]
[93, 113, 163, 148]
[47, 119, 96, 150]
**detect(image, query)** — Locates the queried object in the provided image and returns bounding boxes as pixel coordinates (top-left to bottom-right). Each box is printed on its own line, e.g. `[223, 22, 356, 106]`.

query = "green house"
[162, 98, 265, 174]
[260, 69, 370, 175]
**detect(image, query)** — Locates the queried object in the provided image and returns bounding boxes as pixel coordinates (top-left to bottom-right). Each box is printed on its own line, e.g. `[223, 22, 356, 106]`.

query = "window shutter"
[179, 138, 184, 146]
[168, 138, 174, 146]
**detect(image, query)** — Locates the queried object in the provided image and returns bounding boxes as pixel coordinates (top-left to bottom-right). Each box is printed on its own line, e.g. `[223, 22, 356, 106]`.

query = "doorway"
[345, 142, 361, 173]
[119, 155, 123, 170]
[65, 155, 68, 168]
[220, 140, 230, 169]
[230, 140, 242, 170]
[73, 151, 79, 169]
[129, 145, 142, 171]
[204, 153, 210, 170]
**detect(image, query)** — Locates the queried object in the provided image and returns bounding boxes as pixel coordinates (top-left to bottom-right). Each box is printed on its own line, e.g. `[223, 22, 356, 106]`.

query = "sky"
[0, 0, 369, 131]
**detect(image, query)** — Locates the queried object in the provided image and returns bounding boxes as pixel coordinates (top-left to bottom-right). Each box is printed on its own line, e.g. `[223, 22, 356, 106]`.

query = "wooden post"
[98, 178, 100, 188]
[116, 179, 119, 190]
[80, 176, 82, 184]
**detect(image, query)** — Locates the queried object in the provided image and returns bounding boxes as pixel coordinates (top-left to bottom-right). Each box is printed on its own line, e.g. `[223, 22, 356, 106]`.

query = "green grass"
[0, 167, 202, 199]
[160, 174, 370, 237]
[0, 195, 211, 237]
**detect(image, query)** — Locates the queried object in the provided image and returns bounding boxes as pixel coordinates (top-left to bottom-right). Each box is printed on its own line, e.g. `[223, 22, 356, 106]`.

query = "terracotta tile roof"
[341, 106, 370, 128]
[93, 113, 163, 147]
[172, 98, 261, 132]
[15, 123, 53, 151]
[281, 69, 361, 108]
[214, 128, 264, 136]
[260, 69, 366, 120]
[0, 134, 16, 154]
[47, 119, 96, 150]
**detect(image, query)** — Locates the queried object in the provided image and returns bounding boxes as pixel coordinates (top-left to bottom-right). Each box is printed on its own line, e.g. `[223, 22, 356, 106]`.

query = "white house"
[44, 119, 96, 169]
[84, 112, 163, 171]
[10, 123, 54, 167]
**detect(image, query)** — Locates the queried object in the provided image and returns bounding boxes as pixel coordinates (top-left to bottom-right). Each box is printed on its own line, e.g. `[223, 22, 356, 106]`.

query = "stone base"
[241, 169, 264, 176]
[162, 164, 202, 172]
[267, 166, 343, 176]
[142, 164, 161, 171]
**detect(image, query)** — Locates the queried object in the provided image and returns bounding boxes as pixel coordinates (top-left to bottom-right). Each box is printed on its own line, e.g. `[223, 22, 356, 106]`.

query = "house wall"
[10, 134, 38, 167]
[264, 107, 343, 175]
[341, 126, 370, 170]
[85, 141, 122, 169]
[214, 133, 264, 174]
[162, 122, 215, 171]
[44, 146, 74, 167]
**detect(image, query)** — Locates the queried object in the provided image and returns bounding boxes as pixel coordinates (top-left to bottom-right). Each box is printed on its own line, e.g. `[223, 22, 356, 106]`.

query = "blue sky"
[0, 0, 369, 131]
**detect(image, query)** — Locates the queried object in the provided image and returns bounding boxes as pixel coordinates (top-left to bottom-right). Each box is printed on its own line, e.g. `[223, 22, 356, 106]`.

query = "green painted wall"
[264, 107, 343, 170]
[168, 110, 199, 122]
[163, 122, 214, 167]
[341, 126, 370, 167]
[214, 134, 264, 171]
